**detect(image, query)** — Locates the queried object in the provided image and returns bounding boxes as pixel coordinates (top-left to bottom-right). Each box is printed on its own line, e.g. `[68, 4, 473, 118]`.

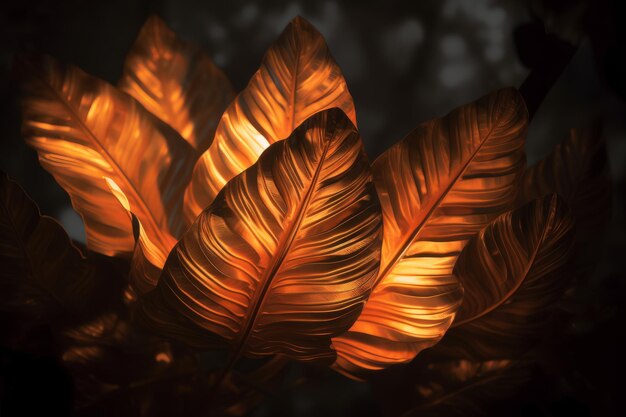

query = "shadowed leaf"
[0, 173, 106, 326]
[520, 125, 611, 243]
[436, 194, 575, 360]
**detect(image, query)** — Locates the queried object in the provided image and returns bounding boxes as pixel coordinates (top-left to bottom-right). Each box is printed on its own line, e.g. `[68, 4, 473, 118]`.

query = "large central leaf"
[19, 55, 195, 260]
[183, 17, 356, 223]
[332, 89, 528, 378]
[141, 109, 381, 362]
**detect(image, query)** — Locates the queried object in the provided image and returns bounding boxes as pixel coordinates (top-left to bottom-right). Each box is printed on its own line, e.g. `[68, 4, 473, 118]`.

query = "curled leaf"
[437, 194, 575, 360]
[332, 88, 528, 378]
[184, 16, 356, 222]
[140, 108, 381, 362]
[104, 177, 163, 294]
[18, 55, 194, 259]
[120, 15, 235, 154]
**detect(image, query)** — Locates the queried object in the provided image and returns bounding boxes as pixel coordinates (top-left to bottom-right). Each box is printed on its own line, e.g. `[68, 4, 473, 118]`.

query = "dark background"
[1, 0, 625, 416]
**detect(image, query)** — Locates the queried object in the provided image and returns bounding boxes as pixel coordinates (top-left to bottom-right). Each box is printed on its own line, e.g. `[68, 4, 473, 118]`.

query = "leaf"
[139, 108, 381, 362]
[0, 172, 100, 323]
[119, 15, 235, 154]
[18, 55, 194, 261]
[520, 125, 611, 243]
[60, 308, 178, 411]
[61, 310, 134, 379]
[436, 194, 575, 360]
[64, 311, 288, 416]
[400, 359, 533, 417]
[104, 177, 163, 294]
[183, 16, 356, 223]
[332, 88, 528, 379]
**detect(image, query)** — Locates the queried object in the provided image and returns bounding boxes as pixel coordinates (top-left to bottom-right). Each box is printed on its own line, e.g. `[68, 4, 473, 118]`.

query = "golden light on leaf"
[139, 108, 381, 362]
[183, 16, 357, 223]
[18, 54, 194, 275]
[120, 16, 235, 154]
[104, 177, 165, 294]
[332, 89, 528, 379]
[435, 193, 575, 360]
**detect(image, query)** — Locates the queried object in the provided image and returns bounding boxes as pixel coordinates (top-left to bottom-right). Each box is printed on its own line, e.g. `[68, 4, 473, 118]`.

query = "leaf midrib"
[232, 129, 334, 357]
[375, 104, 505, 290]
[288, 28, 301, 135]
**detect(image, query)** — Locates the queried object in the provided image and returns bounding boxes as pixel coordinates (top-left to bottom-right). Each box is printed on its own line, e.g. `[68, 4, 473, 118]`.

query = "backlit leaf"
[332, 88, 528, 379]
[437, 194, 575, 360]
[120, 15, 235, 154]
[19, 55, 194, 263]
[139, 108, 381, 362]
[183, 17, 356, 223]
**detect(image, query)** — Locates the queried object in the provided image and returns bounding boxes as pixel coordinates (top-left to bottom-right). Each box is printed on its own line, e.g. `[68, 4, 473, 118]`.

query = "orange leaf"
[139, 109, 381, 362]
[183, 17, 356, 223]
[436, 194, 575, 360]
[120, 16, 235, 154]
[19, 55, 193, 263]
[104, 177, 163, 294]
[332, 88, 528, 379]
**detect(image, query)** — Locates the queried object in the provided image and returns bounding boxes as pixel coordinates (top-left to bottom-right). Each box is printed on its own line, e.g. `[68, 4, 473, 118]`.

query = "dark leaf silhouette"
[0, 172, 105, 325]
[401, 359, 533, 417]
[120, 15, 235, 154]
[520, 125, 611, 244]
[434, 194, 575, 360]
